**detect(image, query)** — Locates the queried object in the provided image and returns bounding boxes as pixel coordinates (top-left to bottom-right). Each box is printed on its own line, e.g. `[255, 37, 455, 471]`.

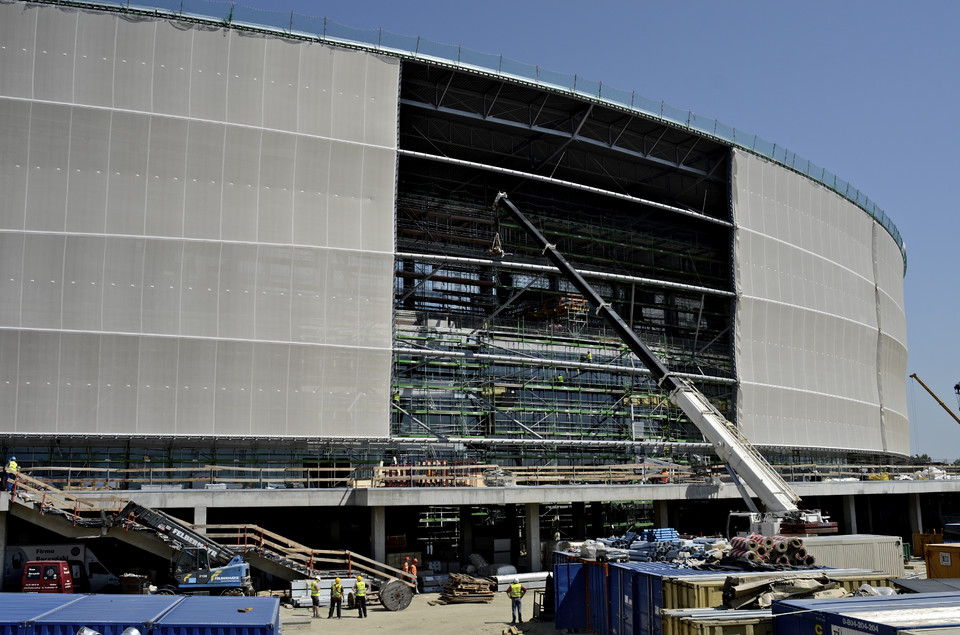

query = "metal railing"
[18, 462, 958, 492]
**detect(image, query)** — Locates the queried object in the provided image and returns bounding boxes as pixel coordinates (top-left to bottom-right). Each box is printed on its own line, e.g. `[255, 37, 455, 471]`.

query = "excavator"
[493, 193, 836, 537]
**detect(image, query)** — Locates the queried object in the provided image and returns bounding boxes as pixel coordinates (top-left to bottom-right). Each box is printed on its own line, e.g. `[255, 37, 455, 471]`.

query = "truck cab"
[22, 560, 74, 593]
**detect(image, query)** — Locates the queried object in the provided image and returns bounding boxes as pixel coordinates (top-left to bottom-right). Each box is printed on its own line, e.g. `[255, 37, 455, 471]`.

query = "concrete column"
[844, 495, 858, 534]
[908, 493, 923, 535]
[0, 510, 7, 592]
[460, 506, 474, 564]
[653, 500, 669, 528]
[193, 505, 207, 534]
[572, 502, 586, 539]
[371, 506, 386, 564]
[525, 503, 541, 573]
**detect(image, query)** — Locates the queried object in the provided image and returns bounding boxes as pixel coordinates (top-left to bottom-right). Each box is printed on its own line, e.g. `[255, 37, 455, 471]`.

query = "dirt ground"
[280, 592, 562, 634]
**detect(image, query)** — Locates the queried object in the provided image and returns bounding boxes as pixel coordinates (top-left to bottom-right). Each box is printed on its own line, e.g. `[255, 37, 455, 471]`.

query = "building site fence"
[53, 0, 905, 268]
[17, 462, 959, 492]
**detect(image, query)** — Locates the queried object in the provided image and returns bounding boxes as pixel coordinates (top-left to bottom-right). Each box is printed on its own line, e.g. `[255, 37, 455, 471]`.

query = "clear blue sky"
[234, 0, 960, 460]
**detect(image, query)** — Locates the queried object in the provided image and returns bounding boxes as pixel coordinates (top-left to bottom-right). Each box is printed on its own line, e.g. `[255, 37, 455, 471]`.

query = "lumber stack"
[431, 573, 496, 605]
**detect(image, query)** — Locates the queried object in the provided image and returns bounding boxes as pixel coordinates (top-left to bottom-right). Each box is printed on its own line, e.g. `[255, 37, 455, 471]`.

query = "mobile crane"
[910, 373, 960, 427]
[116, 501, 254, 595]
[493, 193, 836, 536]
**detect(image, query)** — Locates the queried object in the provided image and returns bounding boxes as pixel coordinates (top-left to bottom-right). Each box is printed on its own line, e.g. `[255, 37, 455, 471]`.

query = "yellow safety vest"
[310, 580, 320, 597]
[355, 580, 366, 597]
[331, 583, 343, 599]
[509, 583, 524, 598]
[5, 461, 18, 475]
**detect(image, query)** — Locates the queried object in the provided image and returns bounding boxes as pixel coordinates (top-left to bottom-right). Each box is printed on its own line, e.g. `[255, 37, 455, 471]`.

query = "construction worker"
[327, 576, 343, 619]
[310, 576, 321, 618]
[409, 558, 419, 594]
[507, 577, 527, 624]
[402, 556, 410, 577]
[3, 457, 18, 492]
[355, 575, 367, 618]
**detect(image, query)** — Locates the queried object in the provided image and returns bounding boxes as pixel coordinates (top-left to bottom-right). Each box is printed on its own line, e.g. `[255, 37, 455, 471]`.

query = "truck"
[3, 544, 119, 593]
[494, 193, 836, 537]
[21, 560, 74, 593]
[115, 501, 254, 596]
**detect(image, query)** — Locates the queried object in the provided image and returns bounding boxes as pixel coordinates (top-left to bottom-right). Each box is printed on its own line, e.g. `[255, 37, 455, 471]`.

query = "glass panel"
[142, 240, 183, 336]
[137, 336, 179, 434]
[66, 108, 110, 233]
[225, 30, 265, 127]
[58, 333, 101, 433]
[26, 103, 69, 232]
[21, 234, 65, 330]
[292, 136, 331, 248]
[98, 333, 140, 433]
[62, 236, 106, 332]
[254, 245, 293, 342]
[262, 38, 300, 133]
[214, 341, 254, 434]
[218, 243, 257, 340]
[106, 111, 149, 235]
[145, 117, 188, 238]
[114, 17, 155, 112]
[257, 130, 296, 244]
[175, 338, 216, 435]
[74, 11, 115, 107]
[0, 234, 24, 327]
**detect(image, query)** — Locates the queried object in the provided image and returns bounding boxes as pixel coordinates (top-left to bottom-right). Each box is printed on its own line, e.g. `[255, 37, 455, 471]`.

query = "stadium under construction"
[0, 0, 936, 572]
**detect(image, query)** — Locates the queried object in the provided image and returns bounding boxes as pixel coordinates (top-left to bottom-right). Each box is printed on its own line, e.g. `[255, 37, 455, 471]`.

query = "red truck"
[22, 560, 74, 593]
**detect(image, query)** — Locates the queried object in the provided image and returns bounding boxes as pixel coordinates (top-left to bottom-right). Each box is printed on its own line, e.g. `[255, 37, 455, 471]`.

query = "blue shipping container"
[153, 596, 280, 635]
[584, 561, 608, 634]
[0, 594, 84, 635]
[28, 595, 184, 635]
[606, 562, 723, 635]
[554, 558, 587, 631]
[774, 592, 960, 635]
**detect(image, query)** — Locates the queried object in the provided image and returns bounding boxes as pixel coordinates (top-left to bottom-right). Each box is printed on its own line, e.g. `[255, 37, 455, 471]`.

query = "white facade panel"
[0, 3, 399, 439]
[732, 150, 908, 454]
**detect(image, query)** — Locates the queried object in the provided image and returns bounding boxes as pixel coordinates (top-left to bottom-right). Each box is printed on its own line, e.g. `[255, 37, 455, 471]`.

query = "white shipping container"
[801, 534, 904, 577]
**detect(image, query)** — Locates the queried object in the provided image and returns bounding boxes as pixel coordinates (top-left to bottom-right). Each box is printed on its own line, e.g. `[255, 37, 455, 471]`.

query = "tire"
[156, 586, 178, 595]
[220, 588, 244, 596]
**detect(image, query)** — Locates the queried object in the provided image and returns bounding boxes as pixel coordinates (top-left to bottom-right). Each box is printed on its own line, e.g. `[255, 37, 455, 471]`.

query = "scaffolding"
[392, 193, 736, 464]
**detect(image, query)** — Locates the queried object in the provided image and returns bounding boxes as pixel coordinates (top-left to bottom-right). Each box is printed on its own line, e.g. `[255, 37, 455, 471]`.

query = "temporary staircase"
[2, 474, 414, 608]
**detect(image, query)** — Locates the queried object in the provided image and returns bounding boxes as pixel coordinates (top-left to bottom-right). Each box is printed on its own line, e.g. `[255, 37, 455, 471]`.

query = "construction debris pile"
[429, 573, 496, 605]
[723, 574, 893, 609]
[570, 529, 817, 570]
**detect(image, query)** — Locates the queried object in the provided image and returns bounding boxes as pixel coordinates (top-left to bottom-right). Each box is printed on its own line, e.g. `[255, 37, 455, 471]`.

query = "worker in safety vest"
[507, 577, 527, 624]
[409, 558, 419, 594]
[402, 556, 410, 576]
[3, 457, 18, 492]
[327, 576, 343, 619]
[355, 575, 367, 618]
[310, 576, 321, 618]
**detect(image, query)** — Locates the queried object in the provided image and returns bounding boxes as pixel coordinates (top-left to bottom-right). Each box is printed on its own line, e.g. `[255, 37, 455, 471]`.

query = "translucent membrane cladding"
[731, 150, 908, 454]
[0, 3, 399, 437]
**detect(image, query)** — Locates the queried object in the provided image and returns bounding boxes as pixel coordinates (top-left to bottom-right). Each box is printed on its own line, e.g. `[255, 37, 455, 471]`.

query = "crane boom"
[910, 373, 960, 427]
[494, 193, 800, 514]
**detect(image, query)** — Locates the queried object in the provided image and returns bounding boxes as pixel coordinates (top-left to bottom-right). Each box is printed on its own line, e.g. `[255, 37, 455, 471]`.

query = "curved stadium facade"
[0, 1, 908, 470]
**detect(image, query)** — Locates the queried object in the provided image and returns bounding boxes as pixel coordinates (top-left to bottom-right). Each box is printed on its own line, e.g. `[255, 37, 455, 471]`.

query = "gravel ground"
[280, 592, 562, 634]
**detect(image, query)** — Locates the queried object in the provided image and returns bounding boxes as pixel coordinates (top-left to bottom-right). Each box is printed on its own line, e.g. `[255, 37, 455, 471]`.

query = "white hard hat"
[513, 577, 520, 584]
